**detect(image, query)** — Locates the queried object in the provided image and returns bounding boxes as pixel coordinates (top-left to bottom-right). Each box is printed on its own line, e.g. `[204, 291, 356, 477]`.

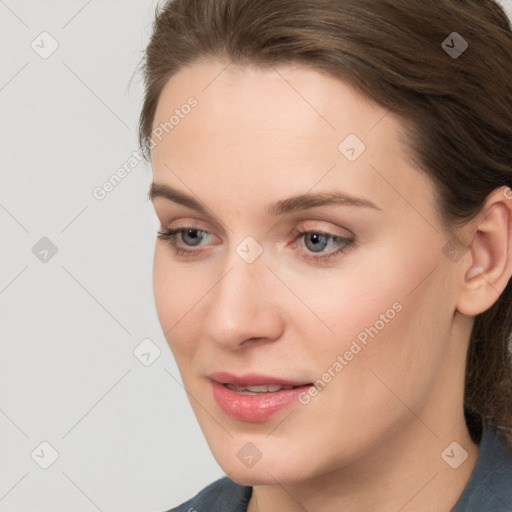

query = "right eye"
[157, 228, 214, 255]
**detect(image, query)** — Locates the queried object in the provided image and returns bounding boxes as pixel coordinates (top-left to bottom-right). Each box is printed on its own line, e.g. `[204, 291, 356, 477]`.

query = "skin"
[148, 59, 512, 512]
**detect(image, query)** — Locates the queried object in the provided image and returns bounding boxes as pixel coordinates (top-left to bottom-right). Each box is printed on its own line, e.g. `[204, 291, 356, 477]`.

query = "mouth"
[222, 383, 311, 394]
[208, 372, 315, 422]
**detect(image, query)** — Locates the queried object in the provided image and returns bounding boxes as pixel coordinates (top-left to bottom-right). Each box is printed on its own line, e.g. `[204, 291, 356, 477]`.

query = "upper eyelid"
[153, 203, 228, 236]
[155, 205, 356, 234]
[162, 217, 351, 234]
[164, 226, 343, 236]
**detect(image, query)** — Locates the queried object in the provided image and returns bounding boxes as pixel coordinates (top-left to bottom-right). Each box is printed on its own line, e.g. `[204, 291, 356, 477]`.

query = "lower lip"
[210, 380, 313, 422]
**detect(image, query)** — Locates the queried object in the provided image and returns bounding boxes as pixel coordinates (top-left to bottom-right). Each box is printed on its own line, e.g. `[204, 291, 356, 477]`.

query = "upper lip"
[208, 371, 312, 387]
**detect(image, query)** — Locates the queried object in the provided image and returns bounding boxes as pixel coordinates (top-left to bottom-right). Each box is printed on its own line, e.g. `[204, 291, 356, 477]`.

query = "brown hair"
[137, 0, 512, 448]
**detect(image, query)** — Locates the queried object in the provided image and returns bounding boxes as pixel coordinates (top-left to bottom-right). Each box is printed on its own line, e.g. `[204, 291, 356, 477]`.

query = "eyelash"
[156, 227, 355, 263]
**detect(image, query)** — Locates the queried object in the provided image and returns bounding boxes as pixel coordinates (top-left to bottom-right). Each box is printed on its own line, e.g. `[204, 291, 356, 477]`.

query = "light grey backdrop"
[1, 1, 511, 511]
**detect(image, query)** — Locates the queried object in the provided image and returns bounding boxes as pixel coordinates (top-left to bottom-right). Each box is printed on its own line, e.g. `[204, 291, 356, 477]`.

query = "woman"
[138, 0, 512, 510]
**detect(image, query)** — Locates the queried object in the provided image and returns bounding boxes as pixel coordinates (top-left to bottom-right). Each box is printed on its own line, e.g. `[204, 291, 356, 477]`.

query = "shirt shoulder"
[451, 426, 512, 511]
[163, 476, 252, 512]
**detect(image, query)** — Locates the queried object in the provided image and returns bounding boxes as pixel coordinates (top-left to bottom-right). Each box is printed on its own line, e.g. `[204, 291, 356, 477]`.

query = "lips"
[208, 372, 314, 422]
[208, 371, 312, 388]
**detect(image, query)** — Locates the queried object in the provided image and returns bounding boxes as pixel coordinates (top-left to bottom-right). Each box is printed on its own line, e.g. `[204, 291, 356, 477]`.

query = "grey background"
[1, 1, 511, 510]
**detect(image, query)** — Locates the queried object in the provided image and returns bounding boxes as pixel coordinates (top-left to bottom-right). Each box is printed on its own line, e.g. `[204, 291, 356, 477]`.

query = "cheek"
[153, 247, 175, 330]
[152, 247, 202, 357]
[273, 246, 416, 356]
[308, 259, 454, 433]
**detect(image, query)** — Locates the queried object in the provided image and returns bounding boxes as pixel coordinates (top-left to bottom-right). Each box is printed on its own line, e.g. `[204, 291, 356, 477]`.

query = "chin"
[227, 467, 298, 487]
[216, 452, 316, 487]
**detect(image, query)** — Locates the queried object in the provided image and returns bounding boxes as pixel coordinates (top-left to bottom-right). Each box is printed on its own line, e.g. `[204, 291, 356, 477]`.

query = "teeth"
[225, 384, 296, 393]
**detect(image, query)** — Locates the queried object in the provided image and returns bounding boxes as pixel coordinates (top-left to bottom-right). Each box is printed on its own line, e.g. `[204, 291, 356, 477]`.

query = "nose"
[201, 248, 285, 350]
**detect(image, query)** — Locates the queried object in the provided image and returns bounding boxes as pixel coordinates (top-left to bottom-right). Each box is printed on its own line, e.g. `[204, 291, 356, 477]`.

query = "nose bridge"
[202, 239, 282, 346]
[211, 241, 267, 316]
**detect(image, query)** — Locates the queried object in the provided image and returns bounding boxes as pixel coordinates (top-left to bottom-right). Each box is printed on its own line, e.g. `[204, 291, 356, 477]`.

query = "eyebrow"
[148, 182, 381, 216]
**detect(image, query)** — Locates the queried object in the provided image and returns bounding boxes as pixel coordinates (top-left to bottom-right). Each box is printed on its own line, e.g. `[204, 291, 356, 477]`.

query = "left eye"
[302, 232, 339, 253]
[294, 230, 355, 261]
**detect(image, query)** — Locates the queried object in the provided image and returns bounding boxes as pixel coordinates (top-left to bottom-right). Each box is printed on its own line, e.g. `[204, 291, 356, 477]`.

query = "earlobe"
[456, 187, 512, 316]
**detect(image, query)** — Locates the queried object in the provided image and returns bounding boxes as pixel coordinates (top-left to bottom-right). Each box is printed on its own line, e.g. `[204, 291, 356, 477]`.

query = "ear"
[456, 186, 512, 316]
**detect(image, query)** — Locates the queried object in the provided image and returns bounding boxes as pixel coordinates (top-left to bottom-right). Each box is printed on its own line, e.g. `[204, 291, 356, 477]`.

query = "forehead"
[152, 59, 382, 144]
[150, 59, 435, 221]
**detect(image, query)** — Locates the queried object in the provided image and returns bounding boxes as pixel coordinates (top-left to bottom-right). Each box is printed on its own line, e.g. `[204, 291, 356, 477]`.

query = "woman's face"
[149, 60, 469, 484]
